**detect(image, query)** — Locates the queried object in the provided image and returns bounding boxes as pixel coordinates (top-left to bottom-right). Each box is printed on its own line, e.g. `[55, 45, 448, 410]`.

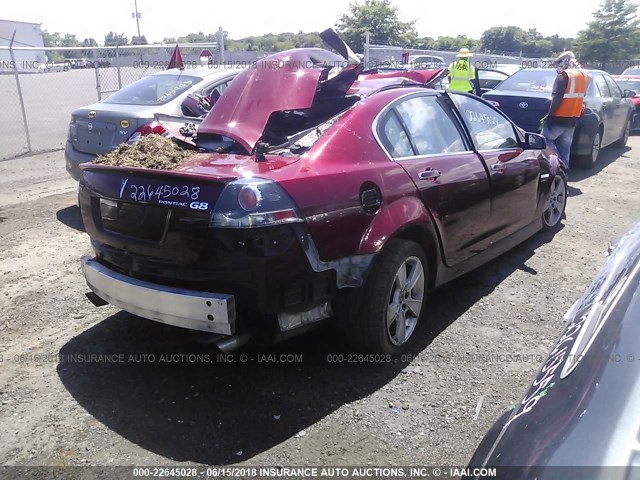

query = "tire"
[542, 171, 567, 231]
[614, 117, 631, 148]
[345, 239, 428, 354]
[578, 129, 601, 169]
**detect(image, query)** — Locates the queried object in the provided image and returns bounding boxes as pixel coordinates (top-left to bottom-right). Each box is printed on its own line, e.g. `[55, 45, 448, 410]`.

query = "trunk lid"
[70, 104, 156, 155]
[81, 152, 299, 216]
[197, 48, 352, 154]
[483, 90, 551, 133]
[79, 155, 300, 267]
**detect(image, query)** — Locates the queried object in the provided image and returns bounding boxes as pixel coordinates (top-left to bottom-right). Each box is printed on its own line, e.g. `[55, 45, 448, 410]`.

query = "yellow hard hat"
[457, 47, 473, 58]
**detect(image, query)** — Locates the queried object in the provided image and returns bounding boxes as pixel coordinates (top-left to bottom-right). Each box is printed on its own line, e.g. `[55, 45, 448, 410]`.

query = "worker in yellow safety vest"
[448, 48, 476, 93]
[540, 51, 589, 172]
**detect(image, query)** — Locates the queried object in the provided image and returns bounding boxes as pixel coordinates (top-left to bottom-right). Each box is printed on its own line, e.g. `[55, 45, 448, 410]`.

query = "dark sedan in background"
[483, 69, 634, 168]
[466, 218, 640, 479]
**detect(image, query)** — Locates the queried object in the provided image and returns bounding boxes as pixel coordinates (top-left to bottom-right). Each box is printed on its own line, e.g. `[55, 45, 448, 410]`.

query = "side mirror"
[624, 89, 637, 98]
[524, 132, 547, 150]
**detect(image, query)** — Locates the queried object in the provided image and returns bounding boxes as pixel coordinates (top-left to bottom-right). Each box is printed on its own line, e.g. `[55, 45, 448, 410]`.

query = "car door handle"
[491, 163, 505, 171]
[418, 168, 441, 181]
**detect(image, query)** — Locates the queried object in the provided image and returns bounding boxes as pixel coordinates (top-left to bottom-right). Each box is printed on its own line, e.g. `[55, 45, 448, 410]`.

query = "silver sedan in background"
[64, 67, 239, 180]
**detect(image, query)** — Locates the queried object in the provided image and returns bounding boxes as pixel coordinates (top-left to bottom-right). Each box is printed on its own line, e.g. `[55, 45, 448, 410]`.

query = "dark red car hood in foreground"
[197, 47, 446, 153]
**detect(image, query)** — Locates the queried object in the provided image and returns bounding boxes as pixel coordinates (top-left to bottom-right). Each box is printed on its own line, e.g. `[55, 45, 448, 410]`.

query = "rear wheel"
[542, 172, 567, 231]
[579, 129, 601, 169]
[346, 239, 427, 354]
[615, 118, 631, 148]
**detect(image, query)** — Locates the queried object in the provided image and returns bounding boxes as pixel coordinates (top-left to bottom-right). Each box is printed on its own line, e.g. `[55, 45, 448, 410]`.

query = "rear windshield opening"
[261, 95, 359, 148]
[103, 74, 201, 106]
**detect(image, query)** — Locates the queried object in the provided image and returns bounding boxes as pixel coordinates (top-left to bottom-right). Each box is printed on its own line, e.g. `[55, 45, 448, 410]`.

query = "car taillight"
[238, 185, 260, 212]
[210, 178, 304, 228]
[126, 121, 167, 144]
[68, 116, 76, 141]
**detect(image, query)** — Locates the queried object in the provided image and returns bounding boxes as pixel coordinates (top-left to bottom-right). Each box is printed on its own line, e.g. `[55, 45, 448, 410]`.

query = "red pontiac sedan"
[78, 36, 566, 354]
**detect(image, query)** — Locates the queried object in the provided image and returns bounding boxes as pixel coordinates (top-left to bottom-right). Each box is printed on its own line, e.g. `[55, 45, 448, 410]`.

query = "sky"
[1, 0, 624, 44]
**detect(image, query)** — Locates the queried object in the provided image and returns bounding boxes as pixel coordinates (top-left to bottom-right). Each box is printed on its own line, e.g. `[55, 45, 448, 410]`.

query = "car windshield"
[616, 79, 640, 93]
[623, 68, 640, 75]
[103, 74, 201, 106]
[497, 70, 558, 92]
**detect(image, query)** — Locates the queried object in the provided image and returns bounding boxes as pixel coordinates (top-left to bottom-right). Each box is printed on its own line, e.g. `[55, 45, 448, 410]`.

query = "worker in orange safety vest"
[540, 51, 589, 172]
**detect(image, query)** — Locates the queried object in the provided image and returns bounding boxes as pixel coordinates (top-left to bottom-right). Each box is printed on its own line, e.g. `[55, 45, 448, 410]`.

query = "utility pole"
[132, 0, 143, 62]
[133, 0, 142, 40]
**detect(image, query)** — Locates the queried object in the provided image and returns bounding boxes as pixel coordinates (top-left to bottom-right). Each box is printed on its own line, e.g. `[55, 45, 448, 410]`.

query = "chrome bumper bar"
[81, 256, 235, 335]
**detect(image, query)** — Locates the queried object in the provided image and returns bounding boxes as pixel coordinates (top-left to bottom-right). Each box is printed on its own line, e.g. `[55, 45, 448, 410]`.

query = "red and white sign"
[199, 49, 214, 65]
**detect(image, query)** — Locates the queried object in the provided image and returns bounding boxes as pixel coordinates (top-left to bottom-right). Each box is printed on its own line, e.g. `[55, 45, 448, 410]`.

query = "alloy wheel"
[543, 175, 566, 228]
[386, 256, 425, 346]
[591, 132, 601, 164]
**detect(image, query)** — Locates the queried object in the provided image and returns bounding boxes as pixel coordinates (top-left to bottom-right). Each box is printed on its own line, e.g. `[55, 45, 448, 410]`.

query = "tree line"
[42, 0, 639, 69]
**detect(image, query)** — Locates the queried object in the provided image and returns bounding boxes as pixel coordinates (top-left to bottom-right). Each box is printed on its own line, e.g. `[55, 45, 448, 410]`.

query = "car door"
[376, 93, 492, 266]
[591, 74, 616, 146]
[474, 69, 510, 96]
[448, 92, 541, 239]
[604, 74, 628, 142]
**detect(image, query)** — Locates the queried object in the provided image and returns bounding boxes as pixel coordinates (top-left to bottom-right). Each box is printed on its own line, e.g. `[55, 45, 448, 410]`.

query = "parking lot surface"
[0, 142, 639, 467]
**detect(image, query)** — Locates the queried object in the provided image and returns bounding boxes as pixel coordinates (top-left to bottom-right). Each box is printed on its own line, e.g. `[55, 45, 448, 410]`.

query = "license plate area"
[100, 199, 169, 242]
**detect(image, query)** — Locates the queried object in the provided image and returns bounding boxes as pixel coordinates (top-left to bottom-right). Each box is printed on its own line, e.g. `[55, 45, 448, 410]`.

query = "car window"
[103, 74, 201, 106]
[449, 93, 519, 150]
[202, 80, 230, 98]
[616, 79, 640, 93]
[394, 96, 466, 155]
[587, 77, 599, 97]
[593, 74, 611, 98]
[477, 70, 509, 89]
[604, 75, 622, 98]
[378, 110, 414, 158]
[497, 70, 558, 93]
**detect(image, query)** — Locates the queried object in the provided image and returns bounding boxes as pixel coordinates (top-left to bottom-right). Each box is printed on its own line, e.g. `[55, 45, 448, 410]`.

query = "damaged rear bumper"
[81, 256, 236, 335]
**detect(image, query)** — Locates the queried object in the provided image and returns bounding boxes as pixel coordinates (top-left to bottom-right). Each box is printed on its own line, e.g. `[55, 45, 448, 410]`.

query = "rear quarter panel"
[264, 90, 437, 262]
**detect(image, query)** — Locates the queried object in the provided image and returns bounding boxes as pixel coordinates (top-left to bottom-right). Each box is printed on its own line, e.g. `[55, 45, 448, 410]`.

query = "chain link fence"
[364, 44, 538, 70]
[0, 73, 29, 158]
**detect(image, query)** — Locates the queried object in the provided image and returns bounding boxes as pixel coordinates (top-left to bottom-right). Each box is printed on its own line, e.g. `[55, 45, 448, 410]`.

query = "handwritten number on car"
[129, 184, 201, 202]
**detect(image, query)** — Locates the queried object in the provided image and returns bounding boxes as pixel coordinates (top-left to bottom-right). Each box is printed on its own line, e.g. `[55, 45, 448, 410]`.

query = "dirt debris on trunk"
[93, 134, 194, 170]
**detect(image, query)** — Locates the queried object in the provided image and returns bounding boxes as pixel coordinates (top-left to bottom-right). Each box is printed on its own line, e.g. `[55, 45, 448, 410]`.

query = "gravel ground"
[0, 141, 639, 470]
